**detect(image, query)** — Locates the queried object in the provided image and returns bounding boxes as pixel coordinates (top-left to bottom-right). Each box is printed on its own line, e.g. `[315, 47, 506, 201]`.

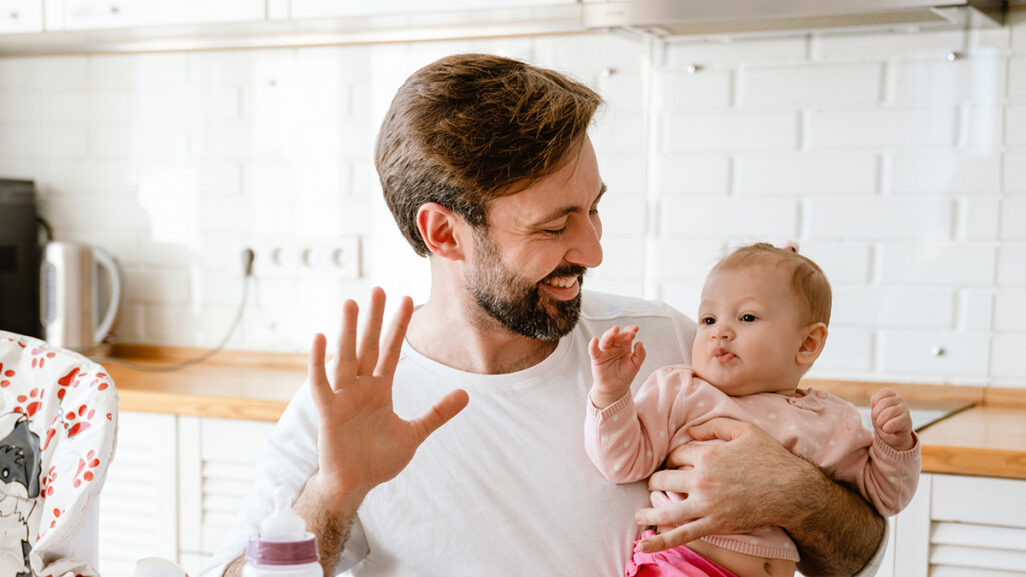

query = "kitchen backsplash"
[1, 12, 1024, 387]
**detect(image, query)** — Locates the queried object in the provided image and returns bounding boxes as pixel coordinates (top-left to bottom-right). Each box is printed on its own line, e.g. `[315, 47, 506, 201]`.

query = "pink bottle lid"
[245, 536, 319, 566]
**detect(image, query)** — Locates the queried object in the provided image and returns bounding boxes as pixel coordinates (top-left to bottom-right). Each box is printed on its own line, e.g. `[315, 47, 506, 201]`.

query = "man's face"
[465, 137, 605, 341]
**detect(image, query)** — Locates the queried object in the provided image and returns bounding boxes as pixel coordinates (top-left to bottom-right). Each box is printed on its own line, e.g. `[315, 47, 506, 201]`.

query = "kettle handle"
[92, 248, 122, 344]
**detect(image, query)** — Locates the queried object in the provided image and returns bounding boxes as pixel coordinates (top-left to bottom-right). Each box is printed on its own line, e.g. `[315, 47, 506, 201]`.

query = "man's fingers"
[376, 296, 414, 377]
[637, 520, 715, 553]
[411, 389, 470, 444]
[357, 287, 386, 376]
[687, 417, 748, 443]
[336, 299, 360, 386]
[661, 444, 700, 471]
[308, 333, 330, 405]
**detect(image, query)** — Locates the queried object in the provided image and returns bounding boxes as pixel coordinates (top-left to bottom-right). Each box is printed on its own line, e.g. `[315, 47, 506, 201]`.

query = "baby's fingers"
[598, 325, 622, 349]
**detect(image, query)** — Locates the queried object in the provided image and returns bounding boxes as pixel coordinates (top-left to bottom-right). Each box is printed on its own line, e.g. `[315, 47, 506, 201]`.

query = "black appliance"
[0, 179, 42, 338]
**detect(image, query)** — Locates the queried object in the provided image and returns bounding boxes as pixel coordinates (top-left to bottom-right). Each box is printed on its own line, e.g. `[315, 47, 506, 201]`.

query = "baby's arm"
[588, 325, 646, 409]
[584, 364, 693, 484]
[834, 389, 921, 516]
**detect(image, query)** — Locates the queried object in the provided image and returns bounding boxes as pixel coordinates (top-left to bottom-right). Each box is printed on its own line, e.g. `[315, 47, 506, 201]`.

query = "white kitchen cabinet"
[98, 411, 178, 577]
[289, 0, 576, 19]
[0, 0, 42, 33]
[97, 411, 275, 577]
[44, 0, 265, 31]
[178, 415, 276, 566]
[878, 473, 1026, 577]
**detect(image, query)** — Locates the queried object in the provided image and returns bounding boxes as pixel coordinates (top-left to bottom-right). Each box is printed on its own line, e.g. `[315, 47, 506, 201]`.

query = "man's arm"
[636, 418, 884, 577]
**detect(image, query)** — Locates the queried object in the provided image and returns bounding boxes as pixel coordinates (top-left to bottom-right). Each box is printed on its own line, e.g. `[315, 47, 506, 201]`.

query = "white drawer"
[931, 474, 1026, 529]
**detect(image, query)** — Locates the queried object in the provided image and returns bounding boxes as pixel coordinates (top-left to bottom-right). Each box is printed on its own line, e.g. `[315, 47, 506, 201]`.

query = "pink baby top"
[584, 365, 920, 562]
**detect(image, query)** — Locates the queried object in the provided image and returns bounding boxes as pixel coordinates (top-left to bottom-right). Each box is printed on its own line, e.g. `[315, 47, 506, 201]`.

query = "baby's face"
[692, 264, 809, 396]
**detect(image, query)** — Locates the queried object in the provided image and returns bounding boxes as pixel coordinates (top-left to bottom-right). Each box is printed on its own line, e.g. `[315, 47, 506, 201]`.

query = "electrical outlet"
[330, 237, 361, 279]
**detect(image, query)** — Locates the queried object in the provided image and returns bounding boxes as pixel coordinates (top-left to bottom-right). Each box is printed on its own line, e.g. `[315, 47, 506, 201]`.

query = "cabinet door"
[46, 0, 264, 30]
[178, 416, 276, 573]
[98, 411, 178, 577]
[0, 0, 42, 33]
[290, 0, 576, 19]
[928, 474, 1026, 576]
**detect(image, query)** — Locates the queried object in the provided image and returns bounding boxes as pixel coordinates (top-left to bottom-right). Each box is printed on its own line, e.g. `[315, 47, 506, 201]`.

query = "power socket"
[248, 238, 360, 278]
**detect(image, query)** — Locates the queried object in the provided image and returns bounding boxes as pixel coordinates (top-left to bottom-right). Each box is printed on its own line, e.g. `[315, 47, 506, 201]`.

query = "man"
[207, 53, 885, 577]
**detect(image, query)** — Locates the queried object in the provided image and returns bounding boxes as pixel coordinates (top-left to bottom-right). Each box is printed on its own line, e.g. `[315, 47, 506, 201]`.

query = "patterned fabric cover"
[0, 330, 118, 577]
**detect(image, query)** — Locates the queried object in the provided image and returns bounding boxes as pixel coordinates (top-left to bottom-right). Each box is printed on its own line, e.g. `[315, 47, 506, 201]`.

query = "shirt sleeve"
[831, 401, 922, 517]
[200, 373, 369, 576]
[584, 367, 699, 483]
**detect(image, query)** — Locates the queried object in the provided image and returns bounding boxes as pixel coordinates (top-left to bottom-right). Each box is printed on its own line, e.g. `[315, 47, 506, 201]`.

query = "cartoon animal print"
[0, 415, 41, 577]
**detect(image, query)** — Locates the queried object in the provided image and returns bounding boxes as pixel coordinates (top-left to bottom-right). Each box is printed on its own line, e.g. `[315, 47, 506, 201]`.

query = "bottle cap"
[245, 536, 318, 566]
[245, 486, 319, 565]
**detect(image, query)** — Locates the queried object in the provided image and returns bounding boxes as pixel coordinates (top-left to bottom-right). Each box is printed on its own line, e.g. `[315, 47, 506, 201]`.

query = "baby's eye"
[740, 314, 757, 322]
[701, 317, 715, 325]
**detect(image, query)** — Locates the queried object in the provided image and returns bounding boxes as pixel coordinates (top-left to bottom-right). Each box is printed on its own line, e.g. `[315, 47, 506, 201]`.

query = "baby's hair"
[712, 242, 832, 326]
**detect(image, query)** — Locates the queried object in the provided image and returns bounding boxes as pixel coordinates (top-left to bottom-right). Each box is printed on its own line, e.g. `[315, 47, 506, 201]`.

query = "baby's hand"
[870, 388, 915, 451]
[589, 325, 646, 409]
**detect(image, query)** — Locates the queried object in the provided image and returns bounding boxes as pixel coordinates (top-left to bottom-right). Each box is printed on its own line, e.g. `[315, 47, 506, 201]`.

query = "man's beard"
[468, 231, 586, 342]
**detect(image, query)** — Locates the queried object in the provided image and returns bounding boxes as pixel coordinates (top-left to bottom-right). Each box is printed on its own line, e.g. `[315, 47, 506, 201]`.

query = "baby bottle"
[243, 486, 321, 577]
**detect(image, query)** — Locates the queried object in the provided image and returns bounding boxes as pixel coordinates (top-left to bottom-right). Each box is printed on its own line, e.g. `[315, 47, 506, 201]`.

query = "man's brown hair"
[375, 53, 603, 256]
[712, 243, 832, 327]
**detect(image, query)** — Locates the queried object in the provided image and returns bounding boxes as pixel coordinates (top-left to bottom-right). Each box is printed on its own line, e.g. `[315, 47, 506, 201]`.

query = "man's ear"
[416, 202, 468, 260]
[796, 322, 828, 367]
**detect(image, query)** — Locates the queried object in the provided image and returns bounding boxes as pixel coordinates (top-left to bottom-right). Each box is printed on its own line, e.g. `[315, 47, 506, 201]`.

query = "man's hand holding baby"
[588, 325, 647, 409]
[871, 388, 915, 451]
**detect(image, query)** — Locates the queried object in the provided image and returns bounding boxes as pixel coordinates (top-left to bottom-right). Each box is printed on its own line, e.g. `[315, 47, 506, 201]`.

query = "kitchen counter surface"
[98, 346, 1026, 479]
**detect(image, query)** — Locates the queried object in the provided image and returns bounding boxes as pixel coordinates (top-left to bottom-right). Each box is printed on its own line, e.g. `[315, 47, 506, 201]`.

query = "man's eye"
[543, 227, 567, 236]
[740, 314, 757, 322]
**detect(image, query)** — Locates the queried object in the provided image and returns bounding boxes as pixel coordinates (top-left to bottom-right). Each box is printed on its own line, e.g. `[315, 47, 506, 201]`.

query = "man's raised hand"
[308, 287, 469, 502]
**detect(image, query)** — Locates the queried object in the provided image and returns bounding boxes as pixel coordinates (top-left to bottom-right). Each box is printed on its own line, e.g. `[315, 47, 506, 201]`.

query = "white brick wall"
[738, 63, 882, 108]
[735, 153, 876, 196]
[2, 20, 1025, 388]
[807, 198, 954, 240]
[806, 107, 958, 150]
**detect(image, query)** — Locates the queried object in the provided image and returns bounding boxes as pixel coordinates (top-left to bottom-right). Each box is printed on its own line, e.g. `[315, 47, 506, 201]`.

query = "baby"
[585, 243, 920, 577]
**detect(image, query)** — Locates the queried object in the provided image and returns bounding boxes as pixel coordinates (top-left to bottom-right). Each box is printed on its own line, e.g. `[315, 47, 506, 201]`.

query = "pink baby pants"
[625, 531, 739, 577]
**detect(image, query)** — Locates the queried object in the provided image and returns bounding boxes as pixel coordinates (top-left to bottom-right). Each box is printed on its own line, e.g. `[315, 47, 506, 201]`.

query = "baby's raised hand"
[870, 388, 915, 451]
[589, 325, 646, 409]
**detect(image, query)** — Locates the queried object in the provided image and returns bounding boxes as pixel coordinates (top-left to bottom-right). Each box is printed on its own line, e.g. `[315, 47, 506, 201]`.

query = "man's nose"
[566, 214, 603, 268]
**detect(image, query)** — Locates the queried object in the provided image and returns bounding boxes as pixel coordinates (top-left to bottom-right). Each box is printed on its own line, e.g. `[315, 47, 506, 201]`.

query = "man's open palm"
[308, 287, 469, 498]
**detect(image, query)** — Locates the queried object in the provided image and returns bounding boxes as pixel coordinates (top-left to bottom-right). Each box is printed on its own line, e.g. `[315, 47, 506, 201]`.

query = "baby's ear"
[796, 322, 828, 367]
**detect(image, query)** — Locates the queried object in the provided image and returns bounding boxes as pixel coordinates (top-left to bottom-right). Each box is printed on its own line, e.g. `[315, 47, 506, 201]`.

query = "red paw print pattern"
[56, 367, 81, 400]
[0, 362, 14, 387]
[29, 347, 58, 369]
[65, 403, 95, 437]
[41, 466, 58, 499]
[49, 507, 64, 529]
[12, 386, 44, 417]
[73, 450, 100, 489]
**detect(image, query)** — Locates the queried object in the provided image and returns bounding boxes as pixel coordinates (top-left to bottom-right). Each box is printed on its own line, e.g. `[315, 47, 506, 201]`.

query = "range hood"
[582, 0, 1008, 38]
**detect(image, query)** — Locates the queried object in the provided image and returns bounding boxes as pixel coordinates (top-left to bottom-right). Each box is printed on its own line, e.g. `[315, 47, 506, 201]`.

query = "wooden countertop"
[98, 344, 305, 422]
[96, 346, 1026, 480]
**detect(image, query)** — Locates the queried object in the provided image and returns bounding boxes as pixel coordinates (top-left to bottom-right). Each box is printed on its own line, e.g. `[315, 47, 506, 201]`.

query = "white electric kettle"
[40, 242, 122, 352]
